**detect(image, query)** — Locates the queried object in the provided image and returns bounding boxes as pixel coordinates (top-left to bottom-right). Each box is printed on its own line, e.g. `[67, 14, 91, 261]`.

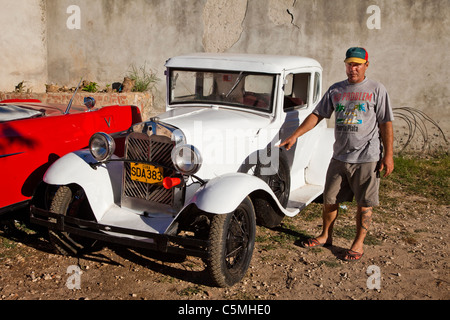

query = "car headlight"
[89, 132, 115, 162]
[171, 144, 202, 175]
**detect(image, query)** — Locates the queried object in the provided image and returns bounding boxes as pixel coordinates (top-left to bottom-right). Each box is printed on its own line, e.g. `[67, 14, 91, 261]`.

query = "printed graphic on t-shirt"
[333, 92, 372, 133]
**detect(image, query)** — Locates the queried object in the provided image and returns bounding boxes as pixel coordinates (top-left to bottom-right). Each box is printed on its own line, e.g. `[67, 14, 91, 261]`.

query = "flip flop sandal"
[343, 250, 364, 261]
[301, 238, 332, 248]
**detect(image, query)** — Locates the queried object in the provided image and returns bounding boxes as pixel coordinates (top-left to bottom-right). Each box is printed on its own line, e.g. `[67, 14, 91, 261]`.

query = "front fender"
[43, 150, 121, 221]
[187, 173, 299, 217]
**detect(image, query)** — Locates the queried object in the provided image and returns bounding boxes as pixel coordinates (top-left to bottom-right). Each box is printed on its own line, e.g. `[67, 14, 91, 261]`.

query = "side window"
[283, 73, 310, 111]
[313, 72, 321, 104]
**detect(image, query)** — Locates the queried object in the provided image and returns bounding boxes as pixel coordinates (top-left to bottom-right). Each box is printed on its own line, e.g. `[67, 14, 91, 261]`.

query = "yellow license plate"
[130, 163, 164, 184]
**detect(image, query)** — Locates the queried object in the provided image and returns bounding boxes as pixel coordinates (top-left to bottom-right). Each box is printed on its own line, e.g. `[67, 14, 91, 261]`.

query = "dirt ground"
[0, 183, 448, 302]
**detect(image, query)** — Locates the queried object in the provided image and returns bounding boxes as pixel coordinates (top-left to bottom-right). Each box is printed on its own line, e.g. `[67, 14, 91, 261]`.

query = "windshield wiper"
[64, 78, 83, 114]
[225, 71, 244, 98]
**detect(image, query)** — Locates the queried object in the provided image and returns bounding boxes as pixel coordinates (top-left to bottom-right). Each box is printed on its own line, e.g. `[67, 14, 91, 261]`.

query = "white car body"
[31, 53, 334, 287]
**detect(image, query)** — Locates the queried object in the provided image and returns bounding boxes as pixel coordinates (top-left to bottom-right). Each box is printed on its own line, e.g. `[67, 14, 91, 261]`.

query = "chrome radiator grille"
[123, 133, 174, 206]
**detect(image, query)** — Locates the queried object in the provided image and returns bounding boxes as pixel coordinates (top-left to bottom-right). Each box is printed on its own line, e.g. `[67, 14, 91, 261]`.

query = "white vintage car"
[31, 53, 334, 287]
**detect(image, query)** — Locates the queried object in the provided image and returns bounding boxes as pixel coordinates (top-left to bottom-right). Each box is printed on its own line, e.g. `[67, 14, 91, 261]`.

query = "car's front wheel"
[48, 185, 97, 256]
[206, 197, 256, 287]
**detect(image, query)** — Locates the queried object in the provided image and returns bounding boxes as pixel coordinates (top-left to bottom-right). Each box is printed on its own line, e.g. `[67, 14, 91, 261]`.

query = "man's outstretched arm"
[279, 113, 323, 150]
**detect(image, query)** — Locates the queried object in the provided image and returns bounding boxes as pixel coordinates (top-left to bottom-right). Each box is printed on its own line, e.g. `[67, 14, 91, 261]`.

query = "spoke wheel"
[206, 197, 256, 287]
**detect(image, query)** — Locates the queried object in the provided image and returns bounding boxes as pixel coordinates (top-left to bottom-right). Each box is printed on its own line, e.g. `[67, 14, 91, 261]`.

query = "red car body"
[0, 99, 142, 214]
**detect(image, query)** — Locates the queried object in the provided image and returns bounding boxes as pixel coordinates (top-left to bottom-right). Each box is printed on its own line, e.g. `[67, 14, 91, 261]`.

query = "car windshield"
[169, 69, 276, 113]
[0, 104, 44, 122]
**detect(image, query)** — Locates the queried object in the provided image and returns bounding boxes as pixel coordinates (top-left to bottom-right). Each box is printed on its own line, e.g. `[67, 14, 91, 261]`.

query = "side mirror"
[84, 97, 96, 111]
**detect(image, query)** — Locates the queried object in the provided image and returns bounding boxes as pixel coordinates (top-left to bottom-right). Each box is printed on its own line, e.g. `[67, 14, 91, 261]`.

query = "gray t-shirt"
[313, 77, 394, 163]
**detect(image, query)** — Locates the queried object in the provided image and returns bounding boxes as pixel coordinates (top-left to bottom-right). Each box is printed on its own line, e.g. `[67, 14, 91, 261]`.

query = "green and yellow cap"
[344, 47, 369, 64]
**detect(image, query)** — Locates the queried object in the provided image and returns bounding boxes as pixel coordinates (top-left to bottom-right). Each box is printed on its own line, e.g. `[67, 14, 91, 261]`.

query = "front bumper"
[30, 205, 209, 259]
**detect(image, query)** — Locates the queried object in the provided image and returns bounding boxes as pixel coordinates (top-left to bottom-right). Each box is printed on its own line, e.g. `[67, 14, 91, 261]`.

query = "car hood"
[158, 107, 272, 144]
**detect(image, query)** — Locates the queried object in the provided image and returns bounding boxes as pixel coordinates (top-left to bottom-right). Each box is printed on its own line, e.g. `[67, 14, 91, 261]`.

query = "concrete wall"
[0, 0, 47, 93]
[1, 0, 449, 148]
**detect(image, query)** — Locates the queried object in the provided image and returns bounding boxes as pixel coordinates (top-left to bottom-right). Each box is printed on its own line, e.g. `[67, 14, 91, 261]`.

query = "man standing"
[280, 47, 394, 261]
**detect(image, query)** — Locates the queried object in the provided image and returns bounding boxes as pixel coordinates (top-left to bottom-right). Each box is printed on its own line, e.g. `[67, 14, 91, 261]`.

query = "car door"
[280, 70, 323, 190]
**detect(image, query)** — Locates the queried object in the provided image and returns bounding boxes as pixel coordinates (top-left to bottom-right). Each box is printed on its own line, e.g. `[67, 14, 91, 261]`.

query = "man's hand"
[278, 113, 323, 151]
[278, 136, 297, 151]
[379, 121, 394, 177]
[379, 155, 394, 177]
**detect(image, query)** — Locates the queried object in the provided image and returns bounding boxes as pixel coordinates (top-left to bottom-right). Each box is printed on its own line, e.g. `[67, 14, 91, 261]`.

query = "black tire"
[253, 152, 291, 228]
[48, 186, 96, 256]
[206, 197, 256, 287]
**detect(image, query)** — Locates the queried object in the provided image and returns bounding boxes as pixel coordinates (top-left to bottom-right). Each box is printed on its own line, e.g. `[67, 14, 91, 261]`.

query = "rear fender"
[43, 150, 121, 221]
[185, 173, 299, 217]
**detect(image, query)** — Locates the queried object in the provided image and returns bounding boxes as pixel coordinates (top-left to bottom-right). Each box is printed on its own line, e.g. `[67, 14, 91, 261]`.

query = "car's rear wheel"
[48, 186, 97, 256]
[206, 197, 256, 287]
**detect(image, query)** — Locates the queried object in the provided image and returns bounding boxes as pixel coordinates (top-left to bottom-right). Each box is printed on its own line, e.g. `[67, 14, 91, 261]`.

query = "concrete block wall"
[0, 0, 47, 94]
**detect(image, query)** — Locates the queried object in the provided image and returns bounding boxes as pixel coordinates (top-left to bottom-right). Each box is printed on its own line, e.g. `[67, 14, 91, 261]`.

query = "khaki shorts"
[323, 159, 380, 207]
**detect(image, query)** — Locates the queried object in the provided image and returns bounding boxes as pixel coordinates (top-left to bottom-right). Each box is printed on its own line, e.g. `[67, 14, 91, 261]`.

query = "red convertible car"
[0, 97, 142, 214]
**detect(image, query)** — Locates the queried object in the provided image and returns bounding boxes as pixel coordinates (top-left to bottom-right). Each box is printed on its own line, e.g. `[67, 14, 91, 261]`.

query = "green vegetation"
[127, 63, 159, 92]
[388, 153, 449, 205]
[333, 224, 381, 246]
[178, 285, 207, 297]
[256, 223, 311, 251]
[82, 81, 99, 93]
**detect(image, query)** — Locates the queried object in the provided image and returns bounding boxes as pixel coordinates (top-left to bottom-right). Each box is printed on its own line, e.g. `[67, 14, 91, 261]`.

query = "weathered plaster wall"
[0, 0, 47, 93]
[1, 0, 449, 143]
[202, 0, 247, 53]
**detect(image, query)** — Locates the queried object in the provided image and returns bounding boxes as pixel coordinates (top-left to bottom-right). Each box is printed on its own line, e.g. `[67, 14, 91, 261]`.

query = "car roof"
[165, 53, 322, 74]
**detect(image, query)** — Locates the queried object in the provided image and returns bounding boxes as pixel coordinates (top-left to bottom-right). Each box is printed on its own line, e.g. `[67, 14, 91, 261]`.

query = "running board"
[285, 184, 323, 216]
